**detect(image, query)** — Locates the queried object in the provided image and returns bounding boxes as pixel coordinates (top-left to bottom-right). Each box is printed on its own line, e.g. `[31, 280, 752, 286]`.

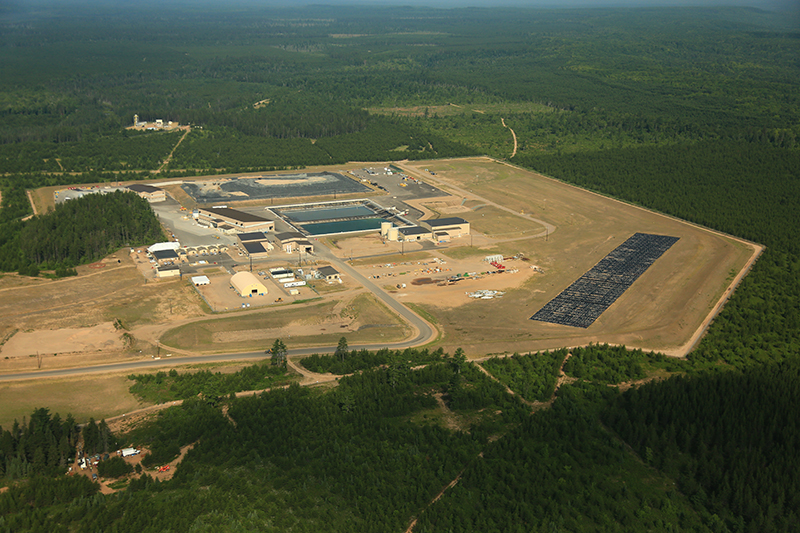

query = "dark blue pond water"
[301, 218, 384, 235]
[285, 205, 375, 222]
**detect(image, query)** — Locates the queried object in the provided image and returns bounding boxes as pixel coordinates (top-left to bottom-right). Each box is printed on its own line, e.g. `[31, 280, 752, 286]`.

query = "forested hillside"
[0, 191, 164, 273]
[1, 3, 799, 532]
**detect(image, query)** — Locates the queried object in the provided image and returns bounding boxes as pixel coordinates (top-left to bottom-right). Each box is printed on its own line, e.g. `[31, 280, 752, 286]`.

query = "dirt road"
[156, 128, 190, 173]
[501, 118, 518, 158]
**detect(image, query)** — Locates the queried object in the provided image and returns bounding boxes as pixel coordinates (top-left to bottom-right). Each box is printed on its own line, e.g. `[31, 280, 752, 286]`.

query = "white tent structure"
[231, 272, 268, 297]
[148, 242, 181, 253]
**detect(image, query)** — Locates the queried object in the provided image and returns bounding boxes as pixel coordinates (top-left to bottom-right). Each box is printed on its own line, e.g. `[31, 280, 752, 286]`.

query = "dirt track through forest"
[501, 118, 518, 158]
[156, 128, 190, 173]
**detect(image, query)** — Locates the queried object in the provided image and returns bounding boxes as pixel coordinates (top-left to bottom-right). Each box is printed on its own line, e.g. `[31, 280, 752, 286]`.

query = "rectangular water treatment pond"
[301, 218, 385, 235]
[180, 172, 371, 203]
[285, 205, 376, 223]
[531, 233, 679, 328]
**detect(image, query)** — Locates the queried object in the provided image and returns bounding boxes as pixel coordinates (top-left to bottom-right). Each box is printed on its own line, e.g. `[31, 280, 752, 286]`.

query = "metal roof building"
[398, 226, 432, 241]
[420, 217, 470, 239]
[242, 241, 270, 259]
[198, 207, 275, 232]
[127, 184, 166, 202]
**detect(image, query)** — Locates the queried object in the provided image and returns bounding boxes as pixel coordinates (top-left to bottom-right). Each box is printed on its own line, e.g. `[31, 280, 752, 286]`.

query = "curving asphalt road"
[0, 248, 436, 382]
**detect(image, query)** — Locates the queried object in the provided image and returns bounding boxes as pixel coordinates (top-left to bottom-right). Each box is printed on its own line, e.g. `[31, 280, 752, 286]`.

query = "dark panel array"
[530, 233, 680, 328]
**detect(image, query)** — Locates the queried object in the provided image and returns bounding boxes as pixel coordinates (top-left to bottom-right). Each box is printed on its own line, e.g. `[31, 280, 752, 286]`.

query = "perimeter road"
[0, 249, 436, 382]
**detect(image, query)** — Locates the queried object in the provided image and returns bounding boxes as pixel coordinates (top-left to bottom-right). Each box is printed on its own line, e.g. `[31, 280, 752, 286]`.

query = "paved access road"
[0, 249, 435, 382]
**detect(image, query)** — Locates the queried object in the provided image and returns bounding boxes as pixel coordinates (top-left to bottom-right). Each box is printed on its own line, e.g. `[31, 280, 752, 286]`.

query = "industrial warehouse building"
[398, 226, 432, 242]
[126, 184, 166, 202]
[421, 217, 470, 240]
[237, 232, 270, 246]
[242, 241, 271, 259]
[157, 265, 181, 278]
[230, 271, 268, 297]
[197, 207, 275, 233]
[152, 249, 180, 265]
[237, 231, 273, 259]
[274, 232, 314, 254]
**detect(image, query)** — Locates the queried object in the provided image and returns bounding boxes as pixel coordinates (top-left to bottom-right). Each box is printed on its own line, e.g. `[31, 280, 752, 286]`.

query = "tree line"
[0, 190, 164, 275]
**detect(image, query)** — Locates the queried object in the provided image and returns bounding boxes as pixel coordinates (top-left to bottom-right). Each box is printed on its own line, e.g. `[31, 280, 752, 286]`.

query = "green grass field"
[159, 293, 410, 353]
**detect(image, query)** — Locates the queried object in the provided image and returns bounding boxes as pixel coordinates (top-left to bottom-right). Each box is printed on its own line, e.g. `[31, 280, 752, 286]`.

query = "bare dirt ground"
[2, 322, 123, 358]
[393, 158, 760, 358]
[3, 156, 757, 370]
[0, 252, 205, 374]
[0, 156, 762, 431]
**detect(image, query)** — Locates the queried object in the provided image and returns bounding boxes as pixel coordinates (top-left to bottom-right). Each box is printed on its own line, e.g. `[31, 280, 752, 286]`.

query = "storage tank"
[381, 221, 392, 237]
[387, 227, 399, 241]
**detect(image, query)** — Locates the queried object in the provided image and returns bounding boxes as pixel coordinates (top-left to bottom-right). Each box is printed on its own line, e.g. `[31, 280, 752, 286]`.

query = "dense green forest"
[127, 361, 292, 404]
[1, 2, 800, 532]
[0, 190, 164, 274]
[604, 359, 800, 532]
[300, 345, 447, 374]
[480, 348, 567, 402]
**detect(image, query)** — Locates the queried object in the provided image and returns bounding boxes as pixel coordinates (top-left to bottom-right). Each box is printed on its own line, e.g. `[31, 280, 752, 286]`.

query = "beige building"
[398, 226, 432, 242]
[127, 184, 166, 202]
[152, 249, 180, 265]
[230, 271, 268, 297]
[316, 266, 341, 282]
[274, 232, 314, 254]
[421, 217, 470, 241]
[156, 266, 181, 278]
[198, 207, 275, 233]
[242, 241, 271, 259]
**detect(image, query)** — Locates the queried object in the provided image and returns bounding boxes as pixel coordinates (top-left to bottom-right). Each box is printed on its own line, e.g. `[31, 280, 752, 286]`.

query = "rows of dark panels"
[531, 233, 680, 328]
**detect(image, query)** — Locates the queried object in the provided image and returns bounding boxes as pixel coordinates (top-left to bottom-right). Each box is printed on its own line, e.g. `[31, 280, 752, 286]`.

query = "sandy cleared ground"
[0, 157, 759, 378]
[385, 158, 761, 356]
[2, 322, 123, 358]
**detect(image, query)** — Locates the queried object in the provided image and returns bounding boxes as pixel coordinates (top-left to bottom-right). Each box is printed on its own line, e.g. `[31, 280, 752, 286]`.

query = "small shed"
[191, 275, 210, 286]
[316, 266, 341, 282]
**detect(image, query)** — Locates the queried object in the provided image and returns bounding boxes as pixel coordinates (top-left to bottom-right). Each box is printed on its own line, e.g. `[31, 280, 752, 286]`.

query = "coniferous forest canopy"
[1, 1, 800, 532]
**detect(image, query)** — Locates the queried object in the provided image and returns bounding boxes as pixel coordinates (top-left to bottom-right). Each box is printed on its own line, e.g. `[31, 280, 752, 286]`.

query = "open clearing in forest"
[386, 158, 760, 356]
[0, 156, 759, 425]
[0, 360, 281, 429]
[0, 372, 142, 429]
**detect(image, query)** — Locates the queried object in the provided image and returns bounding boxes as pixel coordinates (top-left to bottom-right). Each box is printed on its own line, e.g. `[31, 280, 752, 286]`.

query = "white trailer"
[121, 447, 140, 457]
